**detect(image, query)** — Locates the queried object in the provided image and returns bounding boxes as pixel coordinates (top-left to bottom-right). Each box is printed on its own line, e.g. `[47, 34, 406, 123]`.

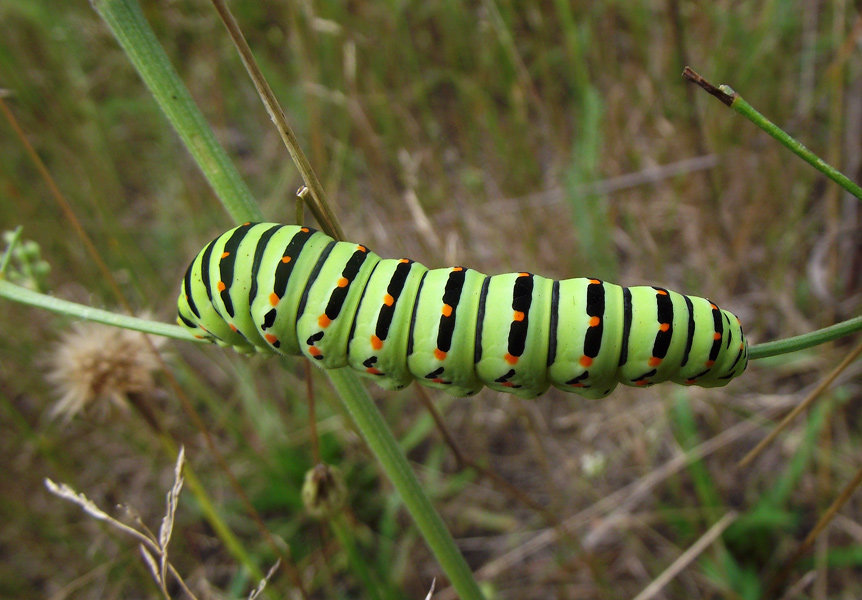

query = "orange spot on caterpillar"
[370, 335, 383, 350]
[504, 353, 518, 365]
[399, 258, 410, 263]
[739, 342, 745, 350]
[281, 255, 291, 263]
[441, 304, 453, 317]
[194, 334, 206, 340]
[656, 289, 668, 295]
[713, 332, 722, 340]
[589, 316, 600, 327]
[337, 277, 348, 288]
[434, 348, 447, 361]
[383, 294, 394, 306]
[570, 382, 585, 388]
[705, 360, 715, 367]
[229, 324, 238, 332]
[519, 272, 530, 277]
[220, 251, 230, 259]
[300, 227, 310, 232]
[452, 266, 463, 272]
[308, 346, 322, 357]
[243, 222, 251, 226]
[635, 379, 649, 386]
[502, 382, 514, 387]
[589, 278, 601, 285]
[264, 333, 278, 344]
[366, 367, 383, 375]
[659, 323, 670, 332]
[513, 311, 525, 322]
[649, 357, 662, 367]
[356, 245, 367, 252]
[685, 378, 697, 385]
[710, 303, 718, 310]
[579, 355, 593, 367]
[217, 281, 226, 292]
[432, 378, 445, 384]
[318, 314, 331, 328]
[269, 292, 280, 306]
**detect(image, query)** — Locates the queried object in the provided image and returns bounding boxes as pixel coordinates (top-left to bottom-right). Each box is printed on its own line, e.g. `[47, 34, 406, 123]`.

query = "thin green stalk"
[0, 279, 199, 342]
[682, 66, 862, 200]
[91, 0, 263, 223]
[91, 1, 485, 597]
[327, 369, 485, 600]
[723, 89, 862, 201]
[748, 316, 862, 360]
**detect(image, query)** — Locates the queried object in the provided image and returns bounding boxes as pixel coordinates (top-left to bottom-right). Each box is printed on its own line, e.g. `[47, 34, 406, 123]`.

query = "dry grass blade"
[248, 559, 282, 600]
[44, 478, 155, 548]
[437, 415, 767, 600]
[0, 97, 131, 311]
[424, 577, 437, 600]
[158, 446, 185, 587]
[45, 465, 201, 600]
[770, 466, 862, 594]
[632, 511, 738, 600]
[738, 341, 862, 468]
[208, 0, 343, 240]
[138, 545, 169, 600]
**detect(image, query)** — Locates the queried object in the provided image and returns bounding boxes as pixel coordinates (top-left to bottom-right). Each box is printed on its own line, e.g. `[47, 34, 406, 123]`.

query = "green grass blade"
[91, 0, 263, 223]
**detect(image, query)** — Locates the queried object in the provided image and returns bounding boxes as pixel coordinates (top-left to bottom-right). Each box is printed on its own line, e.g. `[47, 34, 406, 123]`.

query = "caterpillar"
[177, 222, 748, 399]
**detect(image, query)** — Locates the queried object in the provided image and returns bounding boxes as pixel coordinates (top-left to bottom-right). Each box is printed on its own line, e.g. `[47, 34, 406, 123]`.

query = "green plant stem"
[748, 316, 862, 360]
[722, 87, 862, 200]
[682, 67, 862, 200]
[0, 280, 199, 342]
[91, 2, 484, 597]
[327, 369, 485, 600]
[91, 0, 263, 222]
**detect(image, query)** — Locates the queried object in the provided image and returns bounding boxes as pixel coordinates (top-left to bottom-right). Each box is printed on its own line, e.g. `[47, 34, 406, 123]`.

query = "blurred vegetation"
[1, 0, 860, 598]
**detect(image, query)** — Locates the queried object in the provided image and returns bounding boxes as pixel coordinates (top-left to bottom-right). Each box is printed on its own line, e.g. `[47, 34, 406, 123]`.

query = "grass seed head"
[46, 321, 164, 421]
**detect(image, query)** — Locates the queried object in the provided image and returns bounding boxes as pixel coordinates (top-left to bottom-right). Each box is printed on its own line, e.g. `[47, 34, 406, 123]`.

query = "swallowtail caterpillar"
[177, 222, 748, 399]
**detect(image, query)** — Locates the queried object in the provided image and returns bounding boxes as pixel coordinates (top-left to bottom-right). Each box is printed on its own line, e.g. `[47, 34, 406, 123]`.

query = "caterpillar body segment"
[178, 223, 749, 398]
[346, 257, 428, 391]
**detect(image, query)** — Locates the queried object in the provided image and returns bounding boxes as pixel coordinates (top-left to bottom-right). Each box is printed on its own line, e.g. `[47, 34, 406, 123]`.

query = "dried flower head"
[302, 463, 347, 518]
[47, 320, 164, 421]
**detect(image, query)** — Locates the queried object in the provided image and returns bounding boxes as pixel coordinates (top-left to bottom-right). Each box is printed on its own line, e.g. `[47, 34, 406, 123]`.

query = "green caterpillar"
[177, 222, 748, 399]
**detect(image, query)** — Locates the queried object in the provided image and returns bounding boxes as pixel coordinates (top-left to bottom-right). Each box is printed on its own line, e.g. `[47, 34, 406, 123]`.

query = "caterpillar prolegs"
[177, 223, 748, 399]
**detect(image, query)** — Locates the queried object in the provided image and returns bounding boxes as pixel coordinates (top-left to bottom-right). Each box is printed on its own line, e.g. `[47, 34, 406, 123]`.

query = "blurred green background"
[1, 1, 859, 598]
